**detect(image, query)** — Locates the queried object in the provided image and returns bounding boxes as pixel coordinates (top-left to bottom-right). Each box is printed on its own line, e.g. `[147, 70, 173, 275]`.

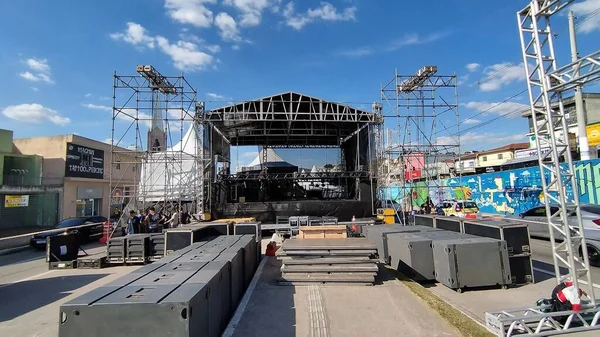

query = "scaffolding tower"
[485, 1, 600, 335]
[377, 66, 459, 222]
[109, 65, 204, 229]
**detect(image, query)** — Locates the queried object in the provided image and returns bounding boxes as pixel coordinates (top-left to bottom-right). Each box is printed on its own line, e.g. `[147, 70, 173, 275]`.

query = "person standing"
[126, 210, 140, 235]
[145, 207, 165, 233]
[166, 207, 181, 228]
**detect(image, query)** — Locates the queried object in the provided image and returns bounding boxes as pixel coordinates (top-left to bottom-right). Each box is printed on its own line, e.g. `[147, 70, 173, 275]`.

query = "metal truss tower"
[485, 1, 600, 335]
[109, 65, 204, 233]
[378, 66, 459, 222]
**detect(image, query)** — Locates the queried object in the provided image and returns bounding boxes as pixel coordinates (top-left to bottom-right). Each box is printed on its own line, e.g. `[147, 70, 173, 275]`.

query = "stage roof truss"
[203, 91, 380, 146]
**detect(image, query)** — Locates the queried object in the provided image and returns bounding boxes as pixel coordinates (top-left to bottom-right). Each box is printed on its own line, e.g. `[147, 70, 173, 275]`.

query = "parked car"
[438, 199, 480, 218]
[517, 204, 600, 266]
[29, 216, 108, 249]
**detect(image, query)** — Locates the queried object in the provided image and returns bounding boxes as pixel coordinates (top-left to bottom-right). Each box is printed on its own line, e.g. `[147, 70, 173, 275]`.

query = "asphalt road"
[528, 237, 600, 290]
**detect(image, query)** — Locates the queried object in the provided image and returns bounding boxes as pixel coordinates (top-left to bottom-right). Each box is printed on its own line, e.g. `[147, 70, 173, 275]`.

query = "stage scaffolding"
[377, 66, 459, 221]
[109, 65, 204, 223]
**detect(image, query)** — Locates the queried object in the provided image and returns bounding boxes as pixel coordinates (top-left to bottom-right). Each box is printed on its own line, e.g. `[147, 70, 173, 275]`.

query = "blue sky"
[1, 0, 600, 171]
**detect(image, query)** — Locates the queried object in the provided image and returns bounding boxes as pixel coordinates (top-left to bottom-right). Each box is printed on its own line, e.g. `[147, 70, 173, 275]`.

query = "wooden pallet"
[298, 225, 347, 239]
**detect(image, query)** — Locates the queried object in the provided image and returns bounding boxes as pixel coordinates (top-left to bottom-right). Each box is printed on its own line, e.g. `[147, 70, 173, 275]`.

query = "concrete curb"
[0, 245, 31, 256]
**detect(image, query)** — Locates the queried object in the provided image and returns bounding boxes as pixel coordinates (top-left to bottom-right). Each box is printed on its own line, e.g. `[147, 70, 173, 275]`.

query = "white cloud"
[110, 22, 215, 72]
[464, 101, 529, 119]
[164, 0, 216, 28]
[436, 132, 527, 148]
[335, 47, 373, 58]
[570, 0, 600, 33]
[85, 93, 92, 98]
[283, 1, 356, 30]
[232, 45, 240, 50]
[478, 62, 524, 91]
[215, 12, 242, 41]
[206, 44, 222, 53]
[386, 31, 450, 51]
[2, 103, 70, 125]
[241, 151, 258, 159]
[30, 87, 39, 92]
[18, 58, 54, 84]
[223, 0, 281, 27]
[206, 92, 228, 100]
[26, 58, 51, 73]
[155, 36, 214, 71]
[463, 118, 481, 125]
[82, 103, 111, 112]
[457, 74, 470, 85]
[466, 63, 480, 72]
[109, 22, 155, 48]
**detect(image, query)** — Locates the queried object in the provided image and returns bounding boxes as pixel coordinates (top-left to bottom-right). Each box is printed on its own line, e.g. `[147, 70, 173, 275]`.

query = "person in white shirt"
[166, 207, 181, 228]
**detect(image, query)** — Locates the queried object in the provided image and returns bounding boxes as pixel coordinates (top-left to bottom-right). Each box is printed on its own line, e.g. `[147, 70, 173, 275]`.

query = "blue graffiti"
[380, 159, 600, 215]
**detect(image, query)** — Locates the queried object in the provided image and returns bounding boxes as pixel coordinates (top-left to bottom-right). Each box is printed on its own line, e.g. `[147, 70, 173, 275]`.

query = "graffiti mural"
[380, 159, 600, 215]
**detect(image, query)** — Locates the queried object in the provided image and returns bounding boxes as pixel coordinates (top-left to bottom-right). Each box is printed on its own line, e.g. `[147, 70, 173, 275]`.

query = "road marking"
[308, 285, 330, 337]
[532, 267, 600, 290]
[0, 270, 55, 289]
[222, 256, 268, 337]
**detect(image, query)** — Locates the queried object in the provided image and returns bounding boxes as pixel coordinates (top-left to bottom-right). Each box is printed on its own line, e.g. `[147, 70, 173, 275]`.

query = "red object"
[465, 213, 477, 219]
[405, 170, 422, 180]
[455, 204, 462, 212]
[265, 242, 277, 256]
[592, 219, 600, 226]
[98, 221, 111, 244]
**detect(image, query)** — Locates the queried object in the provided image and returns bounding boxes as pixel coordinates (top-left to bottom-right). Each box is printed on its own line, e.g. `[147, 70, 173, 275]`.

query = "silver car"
[518, 204, 600, 266]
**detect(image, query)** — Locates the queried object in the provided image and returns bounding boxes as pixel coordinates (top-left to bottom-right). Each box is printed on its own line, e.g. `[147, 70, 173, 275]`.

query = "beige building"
[13, 135, 137, 220]
[476, 143, 530, 168]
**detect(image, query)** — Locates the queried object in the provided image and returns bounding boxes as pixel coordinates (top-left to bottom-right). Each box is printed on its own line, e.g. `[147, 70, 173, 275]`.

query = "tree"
[323, 164, 334, 171]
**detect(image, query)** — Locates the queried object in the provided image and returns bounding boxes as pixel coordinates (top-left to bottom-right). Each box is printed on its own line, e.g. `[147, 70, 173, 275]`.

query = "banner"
[587, 124, 600, 147]
[5, 195, 29, 208]
[65, 143, 104, 179]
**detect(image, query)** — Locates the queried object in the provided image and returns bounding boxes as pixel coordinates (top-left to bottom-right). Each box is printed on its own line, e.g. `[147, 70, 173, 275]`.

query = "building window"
[498, 154, 503, 160]
[482, 156, 487, 162]
[115, 161, 121, 170]
[467, 161, 474, 167]
[76, 199, 101, 216]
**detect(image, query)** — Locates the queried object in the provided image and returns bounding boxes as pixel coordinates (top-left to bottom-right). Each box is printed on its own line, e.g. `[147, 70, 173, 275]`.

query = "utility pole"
[569, 11, 591, 160]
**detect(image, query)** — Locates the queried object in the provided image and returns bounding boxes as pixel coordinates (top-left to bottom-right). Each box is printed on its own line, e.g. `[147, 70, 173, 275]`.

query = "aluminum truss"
[110, 66, 204, 229]
[486, 1, 600, 335]
[220, 171, 371, 181]
[377, 66, 459, 223]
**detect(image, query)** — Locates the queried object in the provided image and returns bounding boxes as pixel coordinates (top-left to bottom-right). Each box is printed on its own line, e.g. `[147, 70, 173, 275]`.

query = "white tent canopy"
[139, 123, 203, 202]
[237, 148, 294, 172]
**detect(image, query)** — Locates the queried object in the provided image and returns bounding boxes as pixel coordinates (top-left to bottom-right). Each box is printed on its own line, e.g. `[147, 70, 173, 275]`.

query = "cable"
[432, 89, 528, 138]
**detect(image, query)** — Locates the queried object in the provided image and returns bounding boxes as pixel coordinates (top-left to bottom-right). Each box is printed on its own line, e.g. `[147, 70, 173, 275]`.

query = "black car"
[30, 216, 107, 249]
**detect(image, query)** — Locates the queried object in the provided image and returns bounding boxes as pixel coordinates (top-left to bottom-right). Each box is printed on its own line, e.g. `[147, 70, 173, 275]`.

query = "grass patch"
[385, 266, 495, 337]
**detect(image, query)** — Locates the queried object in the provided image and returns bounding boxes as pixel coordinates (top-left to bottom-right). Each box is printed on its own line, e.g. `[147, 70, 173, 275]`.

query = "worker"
[145, 207, 165, 233]
[165, 206, 181, 228]
[126, 210, 140, 235]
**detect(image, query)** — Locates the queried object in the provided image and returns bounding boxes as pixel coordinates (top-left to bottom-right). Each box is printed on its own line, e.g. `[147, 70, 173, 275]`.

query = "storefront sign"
[587, 124, 600, 147]
[515, 147, 551, 159]
[65, 143, 104, 179]
[5, 195, 29, 208]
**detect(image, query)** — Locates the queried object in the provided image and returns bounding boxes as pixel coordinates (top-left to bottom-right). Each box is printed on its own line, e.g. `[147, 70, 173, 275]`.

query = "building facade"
[521, 92, 600, 158]
[0, 129, 61, 229]
[13, 134, 137, 220]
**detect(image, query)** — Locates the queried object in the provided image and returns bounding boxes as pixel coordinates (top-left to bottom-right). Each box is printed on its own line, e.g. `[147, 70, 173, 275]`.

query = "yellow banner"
[5, 195, 29, 208]
[587, 124, 600, 147]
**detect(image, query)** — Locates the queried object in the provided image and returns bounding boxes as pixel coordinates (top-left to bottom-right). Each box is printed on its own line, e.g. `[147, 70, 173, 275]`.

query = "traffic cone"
[99, 221, 111, 244]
